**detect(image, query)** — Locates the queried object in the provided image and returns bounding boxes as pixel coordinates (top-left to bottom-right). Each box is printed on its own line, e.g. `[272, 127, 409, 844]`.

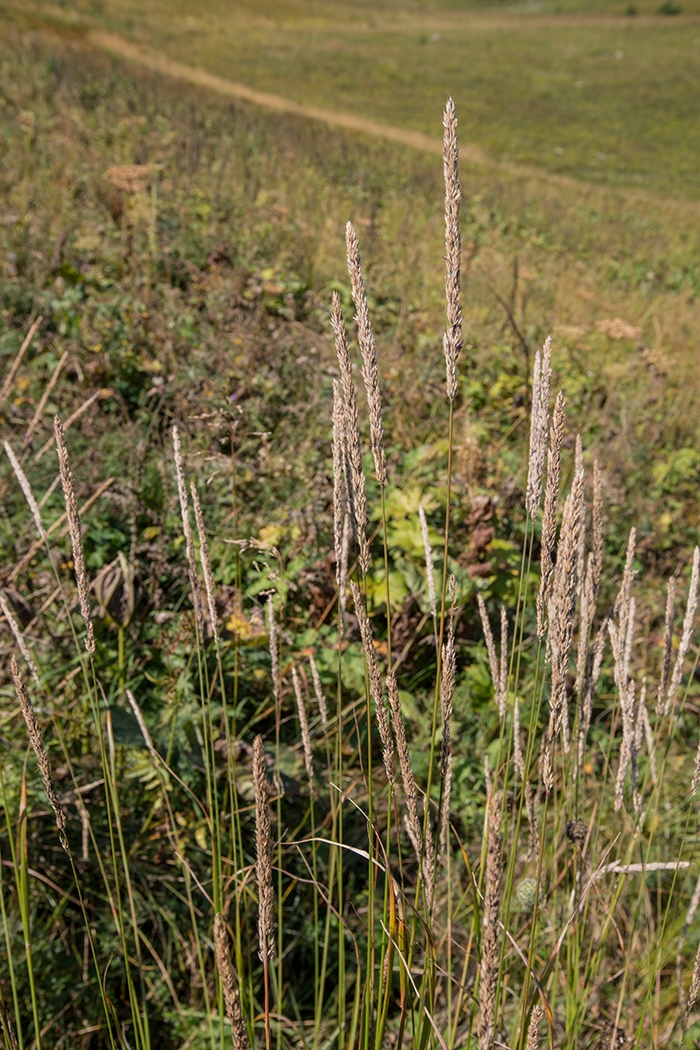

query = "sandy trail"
[3, 1, 700, 215]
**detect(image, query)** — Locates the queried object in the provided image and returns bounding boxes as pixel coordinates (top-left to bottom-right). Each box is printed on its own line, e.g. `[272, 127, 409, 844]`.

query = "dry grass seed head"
[419, 504, 437, 623]
[664, 546, 700, 717]
[537, 391, 566, 637]
[331, 292, 369, 573]
[172, 425, 204, 636]
[345, 222, 387, 488]
[351, 581, 395, 786]
[214, 913, 250, 1050]
[191, 482, 221, 659]
[292, 666, 314, 790]
[0, 591, 41, 692]
[13, 657, 68, 853]
[307, 652, 328, 728]
[477, 798, 503, 1050]
[526, 336, 552, 519]
[54, 416, 95, 657]
[4, 440, 48, 544]
[253, 735, 274, 962]
[442, 97, 462, 402]
[657, 575, 676, 715]
[267, 597, 280, 706]
[525, 1004, 544, 1050]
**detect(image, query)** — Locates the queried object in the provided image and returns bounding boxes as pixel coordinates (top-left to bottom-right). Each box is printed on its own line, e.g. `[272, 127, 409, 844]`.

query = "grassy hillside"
[0, 13, 700, 1050]
[13, 0, 700, 198]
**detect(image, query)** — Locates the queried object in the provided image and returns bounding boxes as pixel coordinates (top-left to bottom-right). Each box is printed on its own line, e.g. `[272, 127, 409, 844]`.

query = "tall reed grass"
[1, 98, 700, 1050]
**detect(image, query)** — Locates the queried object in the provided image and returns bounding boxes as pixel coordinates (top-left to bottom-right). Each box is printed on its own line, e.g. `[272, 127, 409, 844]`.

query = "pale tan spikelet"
[537, 391, 566, 636]
[609, 620, 635, 813]
[548, 468, 585, 751]
[440, 633, 455, 782]
[172, 425, 204, 636]
[513, 697, 525, 781]
[423, 800, 436, 913]
[664, 546, 700, 717]
[23, 350, 68, 448]
[331, 292, 369, 573]
[292, 667, 314, 790]
[577, 620, 607, 775]
[12, 657, 68, 853]
[499, 606, 508, 715]
[54, 417, 95, 657]
[36, 390, 102, 463]
[0, 316, 42, 412]
[631, 676, 646, 813]
[266, 597, 280, 707]
[387, 671, 421, 856]
[345, 222, 387, 487]
[214, 913, 250, 1050]
[525, 1004, 544, 1049]
[0, 592, 41, 692]
[614, 527, 637, 654]
[588, 459, 603, 619]
[308, 652, 328, 728]
[484, 753, 493, 800]
[574, 556, 592, 703]
[253, 735, 274, 961]
[524, 780, 540, 858]
[351, 582, 395, 786]
[477, 800, 503, 1050]
[542, 734, 554, 797]
[339, 514, 350, 624]
[4, 439, 48, 543]
[657, 576, 676, 715]
[419, 505, 437, 624]
[678, 872, 700, 1022]
[442, 97, 462, 403]
[477, 594, 502, 722]
[439, 751, 453, 856]
[526, 336, 552, 519]
[191, 482, 221, 658]
[574, 436, 586, 599]
[332, 380, 345, 601]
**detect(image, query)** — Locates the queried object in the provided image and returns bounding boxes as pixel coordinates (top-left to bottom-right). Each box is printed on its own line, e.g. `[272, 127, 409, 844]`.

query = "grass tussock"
[1, 28, 700, 1050]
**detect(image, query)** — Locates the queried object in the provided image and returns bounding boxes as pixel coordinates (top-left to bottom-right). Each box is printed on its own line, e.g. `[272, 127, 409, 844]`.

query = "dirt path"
[5, 1, 700, 217]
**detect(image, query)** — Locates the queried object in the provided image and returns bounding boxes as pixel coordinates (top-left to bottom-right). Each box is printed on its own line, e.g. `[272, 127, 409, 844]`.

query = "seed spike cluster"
[442, 97, 462, 403]
[345, 221, 387, 488]
[0, 591, 41, 692]
[537, 391, 566, 637]
[55, 416, 95, 657]
[308, 652, 328, 728]
[351, 582, 395, 786]
[3, 439, 48, 543]
[172, 425, 204, 637]
[214, 913, 250, 1050]
[253, 735, 274, 962]
[526, 335, 552, 518]
[13, 657, 68, 854]
[292, 666, 314, 791]
[477, 799, 503, 1050]
[664, 546, 700, 716]
[331, 291, 369, 573]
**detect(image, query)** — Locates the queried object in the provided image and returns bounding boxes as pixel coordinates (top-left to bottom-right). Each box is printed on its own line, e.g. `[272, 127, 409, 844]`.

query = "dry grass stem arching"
[54, 416, 95, 657]
[419, 504, 437, 624]
[307, 653, 328, 728]
[0, 591, 41, 692]
[442, 97, 462, 403]
[13, 657, 68, 854]
[477, 800, 503, 1050]
[525, 335, 552, 519]
[525, 1004, 544, 1049]
[191, 482, 221, 658]
[351, 582, 395, 786]
[172, 425, 204, 637]
[23, 350, 68, 449]
[4, 439, 49, 544]
[537, 391, 566, 637]
[664, 546, 700, 716]
[331, 292, 369, 574]
[0, 316, 42, 412]
[292, 667, 314, 790]
[214, 914, 250, 1050]
[253, 735, 274, 962]
[345, 221, 387, 488]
